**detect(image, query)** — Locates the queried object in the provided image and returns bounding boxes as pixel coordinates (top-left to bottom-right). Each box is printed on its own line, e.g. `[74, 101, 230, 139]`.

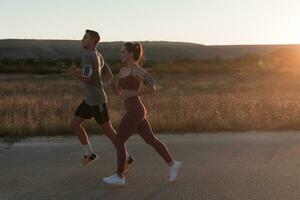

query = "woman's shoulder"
[132, 65, 146, 77]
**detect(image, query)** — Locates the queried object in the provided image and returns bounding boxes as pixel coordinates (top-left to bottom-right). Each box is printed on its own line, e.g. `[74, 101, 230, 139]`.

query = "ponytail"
[124, 42, 145, 66]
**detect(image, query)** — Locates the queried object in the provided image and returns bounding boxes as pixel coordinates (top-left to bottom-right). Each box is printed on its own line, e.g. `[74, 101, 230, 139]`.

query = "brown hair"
[124, 42, 144, 66]
[85, 29, 100, 44]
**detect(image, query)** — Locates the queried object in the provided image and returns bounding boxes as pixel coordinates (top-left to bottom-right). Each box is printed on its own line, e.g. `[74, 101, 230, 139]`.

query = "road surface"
[1, 132, 300, 200]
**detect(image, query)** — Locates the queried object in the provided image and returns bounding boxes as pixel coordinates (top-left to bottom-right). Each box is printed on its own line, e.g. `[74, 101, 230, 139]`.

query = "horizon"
[1, 0, 300, 45]
[1, 38, 300, 47]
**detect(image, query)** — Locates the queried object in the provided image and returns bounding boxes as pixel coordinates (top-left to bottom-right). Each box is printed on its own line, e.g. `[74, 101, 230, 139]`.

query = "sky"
[1, 0, 300, 45]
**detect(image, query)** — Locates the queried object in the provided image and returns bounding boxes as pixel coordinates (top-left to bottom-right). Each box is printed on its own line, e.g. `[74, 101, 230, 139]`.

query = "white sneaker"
[169, 160, 182, 182]
[102, 174, 125, 186]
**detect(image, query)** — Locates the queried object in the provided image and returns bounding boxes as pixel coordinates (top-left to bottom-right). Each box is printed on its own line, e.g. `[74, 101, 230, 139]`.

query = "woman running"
[102, 42, 181, 186]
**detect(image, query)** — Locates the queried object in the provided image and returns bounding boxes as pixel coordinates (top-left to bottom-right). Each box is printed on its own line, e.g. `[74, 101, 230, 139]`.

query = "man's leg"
[101, 120, 117, 148]
[70, 116, 98, 167]
[70, 116, 89, 145]
[71, 101, 96, 156]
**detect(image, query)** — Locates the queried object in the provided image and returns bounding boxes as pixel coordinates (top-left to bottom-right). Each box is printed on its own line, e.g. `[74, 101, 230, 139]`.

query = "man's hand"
[69, 62, 89, 83]
[83, 76, 92, 83]
[69, 62, 78, 75]
[69, 61, 92, 83]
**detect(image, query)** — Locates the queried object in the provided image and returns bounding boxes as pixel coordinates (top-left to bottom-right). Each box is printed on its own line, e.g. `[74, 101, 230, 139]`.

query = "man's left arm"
[101, 62, 113, 84]
[69, 62, 91, 83]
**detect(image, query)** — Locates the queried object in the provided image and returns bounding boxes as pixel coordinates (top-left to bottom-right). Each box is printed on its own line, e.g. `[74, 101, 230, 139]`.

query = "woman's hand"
[138, 85, 156, 96]
[112, 79, 122, 96]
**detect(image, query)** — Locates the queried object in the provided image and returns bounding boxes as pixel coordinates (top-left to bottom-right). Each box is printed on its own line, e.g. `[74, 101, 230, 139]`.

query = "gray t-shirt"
[81, 50, 107, 105]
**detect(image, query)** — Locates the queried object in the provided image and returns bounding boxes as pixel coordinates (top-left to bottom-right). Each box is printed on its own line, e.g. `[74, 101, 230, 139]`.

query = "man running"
[69, 30, 135, 170]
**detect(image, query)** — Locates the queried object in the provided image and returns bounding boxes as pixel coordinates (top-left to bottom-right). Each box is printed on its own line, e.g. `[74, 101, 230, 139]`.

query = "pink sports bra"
[118, 67, 141, 90]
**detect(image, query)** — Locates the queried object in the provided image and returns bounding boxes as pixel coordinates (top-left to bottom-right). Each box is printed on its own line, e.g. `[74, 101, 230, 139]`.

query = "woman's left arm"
[134, 68, 157, 96]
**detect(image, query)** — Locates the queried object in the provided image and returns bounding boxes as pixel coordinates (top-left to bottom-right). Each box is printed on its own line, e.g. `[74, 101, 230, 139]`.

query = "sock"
[83, 143, 94, 156]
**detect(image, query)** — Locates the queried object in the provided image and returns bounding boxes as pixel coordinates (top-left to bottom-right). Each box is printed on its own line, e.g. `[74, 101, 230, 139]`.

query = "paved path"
[1, 133, 300, 200]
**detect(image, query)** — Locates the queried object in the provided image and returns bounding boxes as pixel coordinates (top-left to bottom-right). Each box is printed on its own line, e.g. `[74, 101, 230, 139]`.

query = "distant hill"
[1, 39, 300, 60]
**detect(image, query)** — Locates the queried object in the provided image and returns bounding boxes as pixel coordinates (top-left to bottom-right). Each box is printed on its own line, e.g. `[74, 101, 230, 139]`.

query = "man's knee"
[70, 119, 82, 131]
[101, 121, 114, 132]
[70, 122, 77, 131]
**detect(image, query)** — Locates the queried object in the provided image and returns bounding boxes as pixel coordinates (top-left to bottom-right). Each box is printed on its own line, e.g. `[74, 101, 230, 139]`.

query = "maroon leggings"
[116, 96, 173, 175]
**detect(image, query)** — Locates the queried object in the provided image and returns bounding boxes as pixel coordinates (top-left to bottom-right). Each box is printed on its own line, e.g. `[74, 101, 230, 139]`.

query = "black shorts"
[74, 101, 110, 125]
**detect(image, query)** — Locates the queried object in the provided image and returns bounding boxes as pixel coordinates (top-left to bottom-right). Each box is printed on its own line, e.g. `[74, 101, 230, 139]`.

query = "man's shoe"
[80, 153, 99, 167]
[124, 155, 136, 175]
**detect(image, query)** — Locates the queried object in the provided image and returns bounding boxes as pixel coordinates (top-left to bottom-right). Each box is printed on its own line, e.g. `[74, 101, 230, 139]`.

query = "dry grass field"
[1, 71, 300, 138]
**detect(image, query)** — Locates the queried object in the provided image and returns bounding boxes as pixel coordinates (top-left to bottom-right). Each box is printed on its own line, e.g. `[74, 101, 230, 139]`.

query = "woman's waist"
[120, 89, 139, 101]
[120, 85, 140, 90]
[119, 77, 141, 90]
[123, 96, 145, 109]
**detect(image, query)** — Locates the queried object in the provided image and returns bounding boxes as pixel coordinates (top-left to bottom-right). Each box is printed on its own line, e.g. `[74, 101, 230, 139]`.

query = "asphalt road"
[1, 132, 300, 200]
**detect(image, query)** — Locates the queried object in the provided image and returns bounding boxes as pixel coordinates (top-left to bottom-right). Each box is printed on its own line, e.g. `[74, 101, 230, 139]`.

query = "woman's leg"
[137, 118, 173, 164]
[137, 118, 182, 182]
[116, 111, 142, 177]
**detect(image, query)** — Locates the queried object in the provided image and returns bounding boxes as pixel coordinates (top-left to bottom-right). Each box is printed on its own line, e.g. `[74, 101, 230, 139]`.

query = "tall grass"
[2, 72, 300, 138]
